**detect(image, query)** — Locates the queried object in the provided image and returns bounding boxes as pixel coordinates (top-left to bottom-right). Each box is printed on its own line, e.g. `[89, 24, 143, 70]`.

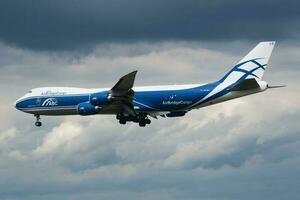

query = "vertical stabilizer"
[219, 41, 275, 83]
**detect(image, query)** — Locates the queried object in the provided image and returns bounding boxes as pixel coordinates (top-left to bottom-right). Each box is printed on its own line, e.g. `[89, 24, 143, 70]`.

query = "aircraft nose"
[14, 99, 23, 110]
[14, 101, 19, 110]
[14, 93, 31, 111]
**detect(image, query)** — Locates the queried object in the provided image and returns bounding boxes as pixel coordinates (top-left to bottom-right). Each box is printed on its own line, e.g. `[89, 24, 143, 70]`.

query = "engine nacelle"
[258, 81, 268, 91]
[89, 92, 110, 106]
[77, 102, 97, 116]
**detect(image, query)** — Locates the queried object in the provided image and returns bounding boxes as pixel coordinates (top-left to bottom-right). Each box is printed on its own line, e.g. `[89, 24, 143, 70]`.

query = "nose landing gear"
[34, 114, 42, 127]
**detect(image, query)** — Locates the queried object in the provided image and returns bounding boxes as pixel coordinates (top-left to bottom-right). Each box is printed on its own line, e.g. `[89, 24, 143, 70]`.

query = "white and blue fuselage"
[14, 42, 278, 127]
[15, 82, 267, 115]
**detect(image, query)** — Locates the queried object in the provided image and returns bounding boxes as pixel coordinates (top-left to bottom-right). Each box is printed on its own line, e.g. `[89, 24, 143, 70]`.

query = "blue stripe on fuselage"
[133, 83, 217, 111]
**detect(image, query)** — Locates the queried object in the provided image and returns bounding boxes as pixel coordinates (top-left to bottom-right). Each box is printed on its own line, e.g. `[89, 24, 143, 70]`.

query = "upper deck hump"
[31, 83, 205, 96]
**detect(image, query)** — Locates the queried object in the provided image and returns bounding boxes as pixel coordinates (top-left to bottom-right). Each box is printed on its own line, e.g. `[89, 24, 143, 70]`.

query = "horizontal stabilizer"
[230, 78, 260, 91]
[267, 85, 286, 89]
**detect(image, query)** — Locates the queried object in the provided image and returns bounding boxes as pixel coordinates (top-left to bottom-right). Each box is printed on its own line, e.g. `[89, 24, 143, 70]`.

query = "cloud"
[0, 0, 300, 51]
[0, 128, 16, 144]
[0, 41, 300, 199]
[33, 122, 83, 158]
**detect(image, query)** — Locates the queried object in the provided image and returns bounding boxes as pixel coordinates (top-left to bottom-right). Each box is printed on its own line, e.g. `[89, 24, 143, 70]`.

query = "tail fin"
[219, 41, 276, 84]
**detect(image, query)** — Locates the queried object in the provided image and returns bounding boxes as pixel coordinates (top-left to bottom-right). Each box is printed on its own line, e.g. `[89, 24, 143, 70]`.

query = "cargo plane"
[15, 42, 284, 127]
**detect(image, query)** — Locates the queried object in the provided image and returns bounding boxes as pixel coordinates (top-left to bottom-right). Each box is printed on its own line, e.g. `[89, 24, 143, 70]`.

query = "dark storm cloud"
[0, 0, 299, 50]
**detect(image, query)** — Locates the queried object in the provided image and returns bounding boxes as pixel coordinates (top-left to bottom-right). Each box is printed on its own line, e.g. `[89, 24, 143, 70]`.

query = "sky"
[0, 0, 300, 200]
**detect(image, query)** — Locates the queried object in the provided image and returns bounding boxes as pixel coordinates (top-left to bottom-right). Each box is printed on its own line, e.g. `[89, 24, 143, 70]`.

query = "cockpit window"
[28, 90, 32, 93]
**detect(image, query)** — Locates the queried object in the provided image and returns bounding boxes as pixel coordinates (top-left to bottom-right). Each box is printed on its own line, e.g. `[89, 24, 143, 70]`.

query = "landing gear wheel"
[145, 119, 151, 124]
[119, 119, 126, 125]
[139, 121, 146, 127]
[35, 121, 42, 127]
[34, 114, 42, 127]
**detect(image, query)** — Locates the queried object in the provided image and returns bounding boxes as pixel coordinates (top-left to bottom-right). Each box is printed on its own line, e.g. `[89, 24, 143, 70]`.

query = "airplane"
[15, 41, 284, 127]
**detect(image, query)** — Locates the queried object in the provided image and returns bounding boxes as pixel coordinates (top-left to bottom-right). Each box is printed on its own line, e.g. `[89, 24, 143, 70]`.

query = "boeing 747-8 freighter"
[15, 42, 284, 127]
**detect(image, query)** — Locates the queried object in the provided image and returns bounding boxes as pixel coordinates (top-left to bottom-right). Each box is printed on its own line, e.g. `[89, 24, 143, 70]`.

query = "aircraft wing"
[111, 70, 137, 96]
[109, 70, 138, 116]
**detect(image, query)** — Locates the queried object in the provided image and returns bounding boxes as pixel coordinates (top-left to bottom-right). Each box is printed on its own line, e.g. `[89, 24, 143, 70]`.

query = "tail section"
[219, 41, 275, 84]
[188, 42, 276, 107]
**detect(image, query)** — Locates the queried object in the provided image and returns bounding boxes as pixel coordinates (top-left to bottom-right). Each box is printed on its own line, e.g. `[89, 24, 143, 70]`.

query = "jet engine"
[77, 102, 97, 116]
[89, 92, 110, 106]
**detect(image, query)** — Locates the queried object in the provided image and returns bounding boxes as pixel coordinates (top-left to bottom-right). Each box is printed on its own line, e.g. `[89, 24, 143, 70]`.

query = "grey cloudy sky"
[0, 0, 300, 50]
[0, 1, 300, 200]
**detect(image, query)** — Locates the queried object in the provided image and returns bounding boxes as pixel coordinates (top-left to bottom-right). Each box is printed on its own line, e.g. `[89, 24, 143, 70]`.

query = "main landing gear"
[138, 118, 151, 127]
[34, 114, 42, 127]
[117, 114, 151, 127]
